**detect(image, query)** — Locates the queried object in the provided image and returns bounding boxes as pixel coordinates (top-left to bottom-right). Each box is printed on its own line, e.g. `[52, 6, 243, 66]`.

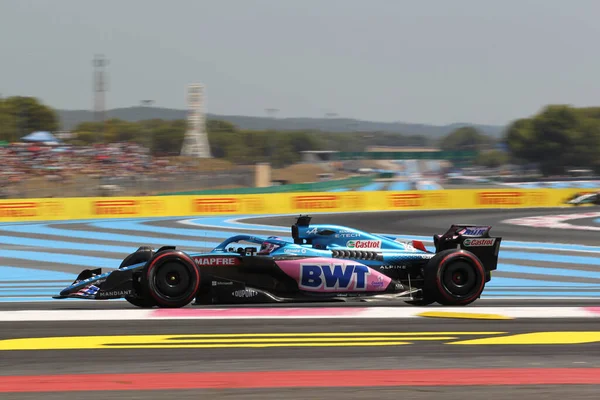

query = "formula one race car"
[54, 216, 502, 307]
[566, 191, 600, 206]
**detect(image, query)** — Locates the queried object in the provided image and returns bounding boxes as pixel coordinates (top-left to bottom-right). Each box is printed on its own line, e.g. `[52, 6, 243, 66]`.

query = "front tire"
[142, 250, 200, 308]
[422, 249, 486, 306]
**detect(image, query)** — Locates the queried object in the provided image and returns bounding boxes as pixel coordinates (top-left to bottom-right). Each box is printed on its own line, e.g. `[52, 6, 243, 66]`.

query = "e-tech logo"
[94, 200, 140, 215]
[193, 198, 238, 213]
[300, 264, 371, 291]
[292, 195, 339, 210]
[335, 233, 360, 238]
[464, 238, 496, 247]
[346, 240, 381, 249]
[0, 202, 38, 217]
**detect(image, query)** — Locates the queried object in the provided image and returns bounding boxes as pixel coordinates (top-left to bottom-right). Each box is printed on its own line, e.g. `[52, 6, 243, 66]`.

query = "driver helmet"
[258, 241, 280, 255]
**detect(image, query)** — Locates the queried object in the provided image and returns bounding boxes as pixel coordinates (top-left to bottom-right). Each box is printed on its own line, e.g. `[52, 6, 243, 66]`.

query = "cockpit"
[213, 235, 285, 256]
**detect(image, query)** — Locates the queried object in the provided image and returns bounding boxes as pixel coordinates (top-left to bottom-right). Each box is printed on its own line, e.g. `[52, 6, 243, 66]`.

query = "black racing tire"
[142, 250, 200, 308]
[119, 246, 157, 308]
[422, 249, 486, 306]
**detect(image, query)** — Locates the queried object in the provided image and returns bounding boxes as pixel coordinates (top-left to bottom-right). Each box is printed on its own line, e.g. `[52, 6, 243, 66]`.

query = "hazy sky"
[1, 0, 599, 125]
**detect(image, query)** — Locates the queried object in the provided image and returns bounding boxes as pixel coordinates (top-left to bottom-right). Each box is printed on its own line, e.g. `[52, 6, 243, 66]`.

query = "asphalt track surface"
[1, 207, 600, 398]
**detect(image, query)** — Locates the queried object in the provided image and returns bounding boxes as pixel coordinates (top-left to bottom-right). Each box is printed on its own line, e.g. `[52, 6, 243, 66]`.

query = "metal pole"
[140, 100, 154, 153]
[265, 108, 279, 164]
[93, 54, 109, 143]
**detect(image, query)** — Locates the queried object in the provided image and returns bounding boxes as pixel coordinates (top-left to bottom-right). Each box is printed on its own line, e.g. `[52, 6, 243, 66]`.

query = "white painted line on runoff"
[0, 309, 154, 322]
[503, 212, 600, 232]
[0, 307, 597, 322]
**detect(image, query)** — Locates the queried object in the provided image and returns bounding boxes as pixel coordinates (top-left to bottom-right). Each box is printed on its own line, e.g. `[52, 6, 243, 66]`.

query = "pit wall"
[0, 188, 592, 223]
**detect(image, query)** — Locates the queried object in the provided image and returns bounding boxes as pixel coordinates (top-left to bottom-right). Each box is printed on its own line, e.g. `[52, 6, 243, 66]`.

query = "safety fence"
[158, 176, 376, 196]
[0, 170, 255, 199]
[0, 188, 590, 223]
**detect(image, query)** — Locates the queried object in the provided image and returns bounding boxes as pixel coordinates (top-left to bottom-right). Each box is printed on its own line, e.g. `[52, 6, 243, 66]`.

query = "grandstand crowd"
[0, 141, 184, 198]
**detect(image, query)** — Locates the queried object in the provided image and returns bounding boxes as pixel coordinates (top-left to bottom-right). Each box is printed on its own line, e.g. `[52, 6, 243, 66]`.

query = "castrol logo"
[346, 240, 381, 249]
[464, 238, 495, 247]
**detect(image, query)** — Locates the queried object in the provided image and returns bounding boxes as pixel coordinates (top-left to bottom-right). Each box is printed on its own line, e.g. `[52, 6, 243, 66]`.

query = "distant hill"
[57, 106, 506, 138]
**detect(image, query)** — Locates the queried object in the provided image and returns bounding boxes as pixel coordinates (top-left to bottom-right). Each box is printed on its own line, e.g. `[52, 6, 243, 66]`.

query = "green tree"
[505, 105, 600, 175]
[505, 118, 536, 163]
[2, 96, 59, 138]
[474, 150, 509, 168]
[0, 100, 18, 142]
[439, 126, 493, 151]
[151, 120, 186, 155]
[207, 119, 237, 133]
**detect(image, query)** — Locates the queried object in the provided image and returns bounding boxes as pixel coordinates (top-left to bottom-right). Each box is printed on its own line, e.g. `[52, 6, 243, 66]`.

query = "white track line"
[0, 307, 597, 322]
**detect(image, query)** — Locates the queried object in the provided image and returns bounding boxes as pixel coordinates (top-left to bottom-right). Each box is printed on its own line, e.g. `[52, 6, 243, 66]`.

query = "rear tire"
[422, 249, 486, 306]
[142, 250, 200, 308]
[119, 246, 157, 308]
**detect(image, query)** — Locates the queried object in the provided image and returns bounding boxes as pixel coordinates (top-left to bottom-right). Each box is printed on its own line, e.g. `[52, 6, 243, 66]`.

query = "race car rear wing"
[434, 224, 502, 276]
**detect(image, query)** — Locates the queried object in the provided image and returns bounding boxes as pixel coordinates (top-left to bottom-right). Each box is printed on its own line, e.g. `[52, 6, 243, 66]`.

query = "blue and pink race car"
[55, 215, 502, 307]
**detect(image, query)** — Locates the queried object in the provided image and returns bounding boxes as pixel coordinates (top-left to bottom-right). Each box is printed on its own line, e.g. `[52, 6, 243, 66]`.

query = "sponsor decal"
[0, 202, 37, 218]
[243, 197, 265, 213]
[388, 193, 424, 208]
[284, 248, 307, 255]
[379, 265, 408, 270]
[94, 200, 140, 215]
[193, 198, 238, 213]
[341, 193, 366, 209]
[411, 254, 435, 259]
[232, 289, 258, 298]
[212, 281, 234, 286]
[394, 240, 419, 251]
[427, 192, 449, 206]
[404, 243, 416, 251]
[306, 228, 319, 235]
[371, 275, 385, 288]
[300, 263, 371, 291]
[0, 201, 64, 218]
[459, 227, 488, 236]
[347, 240, 381, 249]
[388, 192, 449, 209]
[142, 199, 166, 214]
[476, 192, 524, 206]
[335, 233, 360, 238]
[97, 290, 132, 297]
[193, 257, 240, 266]
[464, 238, 496, 247]
[73, 285, 100, 297]
[292, 195, 339, 210]
[387, 193, 448, 208]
